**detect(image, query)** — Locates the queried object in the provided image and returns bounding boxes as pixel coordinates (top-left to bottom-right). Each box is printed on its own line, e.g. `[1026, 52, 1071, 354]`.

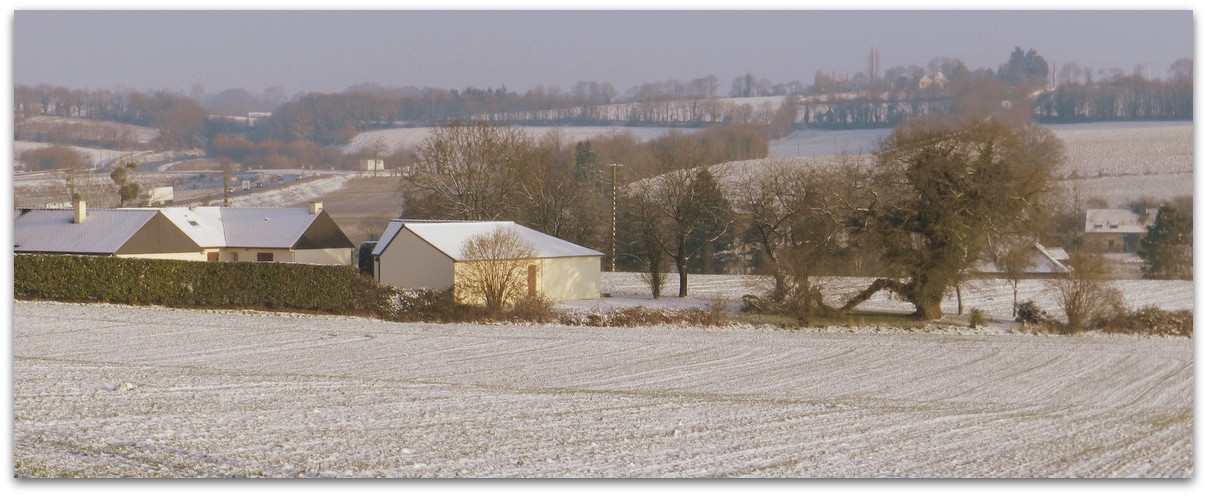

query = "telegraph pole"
[608, 163, 623, 272]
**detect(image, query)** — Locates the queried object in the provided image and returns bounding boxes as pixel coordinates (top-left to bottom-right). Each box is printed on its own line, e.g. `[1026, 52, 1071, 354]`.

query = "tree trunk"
[914, 302, 943, 320]
[676, 256, 689, 297]
[955, 283, 964, 315]
[1011, 284, 1019, 317]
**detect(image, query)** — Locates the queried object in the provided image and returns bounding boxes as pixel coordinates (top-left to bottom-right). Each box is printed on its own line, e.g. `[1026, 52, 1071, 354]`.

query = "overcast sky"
[10, 8, 1195, 97]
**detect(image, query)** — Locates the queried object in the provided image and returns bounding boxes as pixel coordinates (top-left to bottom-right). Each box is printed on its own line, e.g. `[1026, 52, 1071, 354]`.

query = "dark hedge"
[14, 254, 398, 318]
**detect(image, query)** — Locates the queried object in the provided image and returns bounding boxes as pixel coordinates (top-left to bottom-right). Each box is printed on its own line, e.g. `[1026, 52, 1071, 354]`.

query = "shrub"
[392, 288, 473, 322]
[1049, 254, 1125, 332]
[1015, 300, 1051, 325]
[1100, 306, 1193, 336]
[968, 308, 988, 328]
[505, 296, 558, 323]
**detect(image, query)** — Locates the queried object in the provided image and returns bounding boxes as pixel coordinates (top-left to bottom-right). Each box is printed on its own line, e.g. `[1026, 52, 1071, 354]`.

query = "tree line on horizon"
[15, 48, 1193, 152]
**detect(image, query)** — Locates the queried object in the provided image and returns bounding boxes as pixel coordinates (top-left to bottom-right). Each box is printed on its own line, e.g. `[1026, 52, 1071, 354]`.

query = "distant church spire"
[868, 47, 880, 83]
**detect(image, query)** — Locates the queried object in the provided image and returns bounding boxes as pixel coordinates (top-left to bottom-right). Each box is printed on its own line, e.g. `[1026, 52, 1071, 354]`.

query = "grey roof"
[374, 220, 603, 261]
[14, 208, 158, 254]
[146, 206, 338, 249]
[16, 206, 351, 254]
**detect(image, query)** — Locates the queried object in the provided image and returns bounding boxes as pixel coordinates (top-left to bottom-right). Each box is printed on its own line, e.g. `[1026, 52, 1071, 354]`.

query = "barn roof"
[13, 208, 160, 254]
[373, 220, 602, 261]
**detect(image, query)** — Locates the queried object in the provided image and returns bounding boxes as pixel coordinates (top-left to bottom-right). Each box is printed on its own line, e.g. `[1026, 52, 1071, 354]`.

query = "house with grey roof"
[14, 201, 202, 258]
[14, 200, 354, 265]
[1084, 208, 1155, 253]
[372, 220, 602, 302]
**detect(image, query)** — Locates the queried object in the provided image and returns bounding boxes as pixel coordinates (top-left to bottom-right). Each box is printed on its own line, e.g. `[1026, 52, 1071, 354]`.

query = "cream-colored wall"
[450, 256, 601, 304]
[539, 256, 601, 301]
[376, 229, 455, 290]
[116, 252, 208, 262]
[222, 248, 296, 263]
[293, 247, 353, 265]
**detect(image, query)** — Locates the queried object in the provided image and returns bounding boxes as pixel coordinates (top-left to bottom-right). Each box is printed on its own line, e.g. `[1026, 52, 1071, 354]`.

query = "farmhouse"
[1084, 208, 1154, 253]
[372, 220, 603, 302]
[14, 200, 354, 265]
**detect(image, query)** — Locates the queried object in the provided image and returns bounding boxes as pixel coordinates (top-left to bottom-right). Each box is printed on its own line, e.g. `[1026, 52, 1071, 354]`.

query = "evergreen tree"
[1138, 205, 1192, 280]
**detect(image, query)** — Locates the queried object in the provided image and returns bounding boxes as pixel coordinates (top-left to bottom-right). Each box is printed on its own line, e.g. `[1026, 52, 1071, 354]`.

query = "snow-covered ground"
[566, 273, 1193, 327]
[343, 126, 700, 155]
[12, 287, 1193, 477]
[222, 173, 352, 207]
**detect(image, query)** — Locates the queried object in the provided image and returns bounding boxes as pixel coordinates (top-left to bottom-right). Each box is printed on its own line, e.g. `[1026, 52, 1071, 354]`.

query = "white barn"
[372, 220, 602, 302]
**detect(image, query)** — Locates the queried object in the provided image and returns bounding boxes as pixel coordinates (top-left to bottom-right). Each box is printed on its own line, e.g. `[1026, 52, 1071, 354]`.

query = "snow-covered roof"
[155, 207, 227, 247]
[150, 206, 340, 249]
[1085, 209, 1152, 234]
[17, 205, 351, 254]
[974, 243, 1070, 275]
[374, 220, 602, 261]
[14, 208, 159, 254]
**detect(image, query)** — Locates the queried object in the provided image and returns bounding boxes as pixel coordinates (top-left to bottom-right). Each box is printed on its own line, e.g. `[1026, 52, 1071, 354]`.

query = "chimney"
[309, 202, 323, 214]
[73, 199, 87, 224]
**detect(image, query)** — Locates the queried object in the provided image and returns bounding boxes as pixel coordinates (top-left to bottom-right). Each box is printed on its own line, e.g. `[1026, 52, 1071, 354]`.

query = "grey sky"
[12, 9, 1194, 96]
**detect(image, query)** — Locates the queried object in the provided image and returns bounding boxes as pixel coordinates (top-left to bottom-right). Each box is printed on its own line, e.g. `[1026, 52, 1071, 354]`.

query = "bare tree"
[1049, 253, 1124, 331]
[456, 227, 537, 311]
[632, 166, 733, 297]
[403, 122, 537, 220]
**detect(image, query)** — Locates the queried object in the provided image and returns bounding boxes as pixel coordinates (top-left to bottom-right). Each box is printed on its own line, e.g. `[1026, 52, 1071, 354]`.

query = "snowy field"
[343, 126, 700, 155]
[567, 273, 1193, 327]
[12, 270, 1194, 478]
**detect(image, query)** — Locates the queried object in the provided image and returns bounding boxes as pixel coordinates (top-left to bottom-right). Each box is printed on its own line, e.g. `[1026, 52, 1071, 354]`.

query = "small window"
[207, 252, 219, 262]
[257, 252, 274, 262]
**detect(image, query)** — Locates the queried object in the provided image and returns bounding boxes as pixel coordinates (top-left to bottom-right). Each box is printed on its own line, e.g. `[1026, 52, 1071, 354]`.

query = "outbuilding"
[372, 220, 602, 302]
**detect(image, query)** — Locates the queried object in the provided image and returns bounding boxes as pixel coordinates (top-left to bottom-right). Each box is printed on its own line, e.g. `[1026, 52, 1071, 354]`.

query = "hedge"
[14, 254, 398, 318]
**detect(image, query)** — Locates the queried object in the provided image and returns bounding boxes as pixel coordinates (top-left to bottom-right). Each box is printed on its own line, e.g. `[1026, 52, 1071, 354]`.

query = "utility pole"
[608, 163, 623, 272]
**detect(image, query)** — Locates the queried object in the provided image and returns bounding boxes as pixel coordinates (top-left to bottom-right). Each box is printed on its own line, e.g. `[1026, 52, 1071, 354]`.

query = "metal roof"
[13, 208, 158, 254]
[374, 220, 603, 261]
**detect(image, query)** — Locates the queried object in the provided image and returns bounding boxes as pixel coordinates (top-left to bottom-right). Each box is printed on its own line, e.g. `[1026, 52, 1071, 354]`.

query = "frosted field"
[13, 274, 1193, 478]
[583, 273, 1195, 321]
[343, 126, 700, 155]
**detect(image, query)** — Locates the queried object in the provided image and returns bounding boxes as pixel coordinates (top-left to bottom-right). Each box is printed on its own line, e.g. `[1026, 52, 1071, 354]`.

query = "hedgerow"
[14, 254, 398, 318]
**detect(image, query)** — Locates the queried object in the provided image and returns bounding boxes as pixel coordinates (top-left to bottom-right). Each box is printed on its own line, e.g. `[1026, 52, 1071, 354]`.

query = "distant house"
[14, 200, 354, 265]
[372, 220, 603, 302]
[14, 201, 202, 258]
[973, 243, 1071, 277]
[1084, 208, 1155, 253]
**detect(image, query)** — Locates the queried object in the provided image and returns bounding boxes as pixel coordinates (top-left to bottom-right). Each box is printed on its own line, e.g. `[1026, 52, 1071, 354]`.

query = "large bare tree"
[403, 122, 537, 220]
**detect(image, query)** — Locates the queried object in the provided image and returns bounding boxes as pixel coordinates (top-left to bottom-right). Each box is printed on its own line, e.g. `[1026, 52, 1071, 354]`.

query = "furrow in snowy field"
[13, 301, 1192, 477]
